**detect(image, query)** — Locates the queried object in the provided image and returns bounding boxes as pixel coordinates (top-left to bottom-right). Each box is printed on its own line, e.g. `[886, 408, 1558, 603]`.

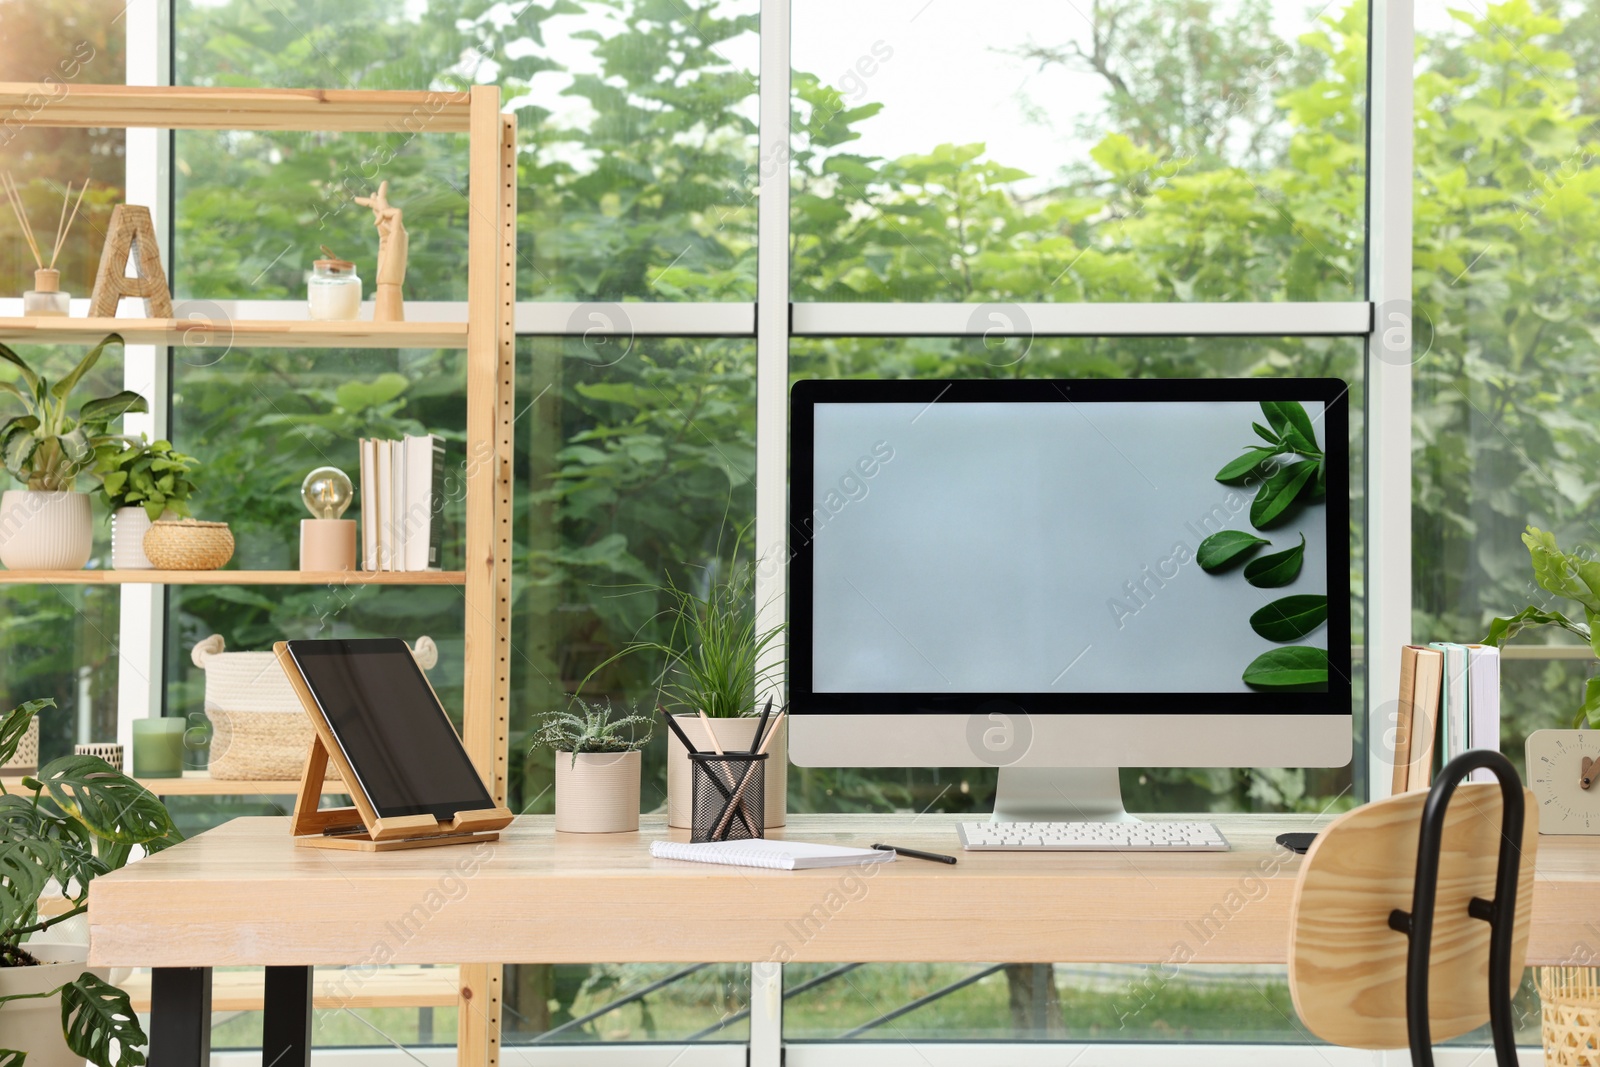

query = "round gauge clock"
[1526, 729, 1600, 835]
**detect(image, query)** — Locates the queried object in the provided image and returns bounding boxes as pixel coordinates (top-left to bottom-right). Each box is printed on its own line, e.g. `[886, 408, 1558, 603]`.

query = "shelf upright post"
[457, 83, 512, 1067]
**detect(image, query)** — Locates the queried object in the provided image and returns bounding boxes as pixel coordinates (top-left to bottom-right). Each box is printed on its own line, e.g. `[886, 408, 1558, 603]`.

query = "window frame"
[113, 0, 1415, 1061]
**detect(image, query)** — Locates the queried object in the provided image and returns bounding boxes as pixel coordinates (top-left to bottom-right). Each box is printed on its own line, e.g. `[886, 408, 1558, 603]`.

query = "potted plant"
[586, 532, 787, 829]
[0, 334, 147, 571]
[92, 437, 202, 570]
[0, 697, 180, 1067]
[1482, 526, 1600, 727]
[532, 698, 655, 833]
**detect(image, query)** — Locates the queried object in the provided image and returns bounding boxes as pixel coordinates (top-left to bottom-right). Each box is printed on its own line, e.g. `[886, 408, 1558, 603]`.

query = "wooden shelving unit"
[3, 775, 348, 796]
[1, 82, 517, 1063]
[0, 316, 468, 349]
[0, 569, 466, 585]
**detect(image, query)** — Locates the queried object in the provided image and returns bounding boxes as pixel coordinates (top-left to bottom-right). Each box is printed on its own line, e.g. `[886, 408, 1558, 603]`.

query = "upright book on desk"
[1392, 645, 1444, 792]
[651, 838, 895, 870]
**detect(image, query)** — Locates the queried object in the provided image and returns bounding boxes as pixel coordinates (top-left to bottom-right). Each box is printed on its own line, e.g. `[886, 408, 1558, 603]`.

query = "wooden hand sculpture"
[354, 180, 408, 322]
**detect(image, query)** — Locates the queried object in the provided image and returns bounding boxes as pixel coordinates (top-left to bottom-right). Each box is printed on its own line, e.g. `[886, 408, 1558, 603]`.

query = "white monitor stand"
[990, 766, 1139, 823]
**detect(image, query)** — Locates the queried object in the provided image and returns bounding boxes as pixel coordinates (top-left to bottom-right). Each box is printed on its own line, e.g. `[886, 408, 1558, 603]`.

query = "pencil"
[711, 709, 788, 840]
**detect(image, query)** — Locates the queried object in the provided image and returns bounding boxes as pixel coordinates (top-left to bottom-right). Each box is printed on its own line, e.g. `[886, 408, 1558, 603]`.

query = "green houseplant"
[0, 698, 180, 1067]
[92, 437, 202, 570]
[1483, 526, 1600, 728]
[0, 334, 147, 571]
[532, 699, 654, 833]
[584, 530, 787, 829]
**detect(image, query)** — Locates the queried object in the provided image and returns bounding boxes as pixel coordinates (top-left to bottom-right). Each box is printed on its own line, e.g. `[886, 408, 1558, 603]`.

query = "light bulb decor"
[299, 466, 358, 571]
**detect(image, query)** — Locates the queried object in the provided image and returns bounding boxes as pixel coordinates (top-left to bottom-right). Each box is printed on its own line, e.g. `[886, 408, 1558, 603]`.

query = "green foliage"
[1241, 646, 1329, 688]
[531, 698, 654, 760]
[1484, 527, 1600, 726]
[1244, 535, 1306, 588]
[1249, 595, 1329, 642]
[0, 336, 145, 491]
[0, 700, 178, 1066]
[92, 438, 202, 521]
[1195, 531, 1269, 573]
[584, 526, 786, 720]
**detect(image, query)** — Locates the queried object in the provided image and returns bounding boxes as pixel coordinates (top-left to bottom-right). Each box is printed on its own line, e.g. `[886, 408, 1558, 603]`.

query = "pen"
[872, 843, 957, 865]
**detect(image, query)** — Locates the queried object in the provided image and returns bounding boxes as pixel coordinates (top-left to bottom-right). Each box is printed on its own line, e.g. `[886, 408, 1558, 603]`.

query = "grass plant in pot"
[93, 437, 201, 570]
[533, 698, 654, 833]
[587, 532, 787, 829]
[0, 334, 146, 571]
[0, 697, 181, 1067]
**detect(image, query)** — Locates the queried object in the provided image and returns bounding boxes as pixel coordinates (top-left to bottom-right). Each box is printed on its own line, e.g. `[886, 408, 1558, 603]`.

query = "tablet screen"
[286, 638, 493, 819]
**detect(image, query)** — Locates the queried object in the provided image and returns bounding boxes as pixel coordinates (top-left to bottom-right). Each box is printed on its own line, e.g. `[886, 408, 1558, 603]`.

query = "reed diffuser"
[3, 172, 90, 317]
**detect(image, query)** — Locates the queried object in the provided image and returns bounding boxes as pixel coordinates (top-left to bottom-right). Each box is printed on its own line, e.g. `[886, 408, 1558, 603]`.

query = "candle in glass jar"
[308, 256, 362, 320]
[132, 718, 186, 779]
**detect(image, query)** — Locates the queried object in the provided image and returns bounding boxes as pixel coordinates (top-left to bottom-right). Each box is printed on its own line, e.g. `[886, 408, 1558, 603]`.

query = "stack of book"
[358, 435, 446, 571]
[1390, 642, 1502, 792]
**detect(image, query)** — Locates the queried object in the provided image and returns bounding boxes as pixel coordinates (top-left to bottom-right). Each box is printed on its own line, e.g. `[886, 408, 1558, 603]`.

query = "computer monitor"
[787, 377, 1352, 822]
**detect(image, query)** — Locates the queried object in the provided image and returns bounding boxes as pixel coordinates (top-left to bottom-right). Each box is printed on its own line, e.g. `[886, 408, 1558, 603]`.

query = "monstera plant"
[0, 698, 181, 1066]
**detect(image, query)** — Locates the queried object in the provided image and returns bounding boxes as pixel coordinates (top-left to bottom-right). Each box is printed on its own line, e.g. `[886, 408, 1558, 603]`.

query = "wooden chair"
[1288, 750, 1537, 1066]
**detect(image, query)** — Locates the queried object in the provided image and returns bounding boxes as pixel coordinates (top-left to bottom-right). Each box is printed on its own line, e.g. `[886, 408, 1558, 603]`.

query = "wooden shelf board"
[0, 84, 471, 133]
[0, 570, 465, 586]
[3, 775, 348, 796]
[0, 317, 467, 350]
[123, 965, 460, 1012]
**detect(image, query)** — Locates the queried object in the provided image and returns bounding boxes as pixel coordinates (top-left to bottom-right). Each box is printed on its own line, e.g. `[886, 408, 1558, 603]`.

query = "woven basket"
[2, 718, 39, 775]
[1541, 967, 1600, 1066]
[144, 518, 234, 570]
[192, 634, 437, 780]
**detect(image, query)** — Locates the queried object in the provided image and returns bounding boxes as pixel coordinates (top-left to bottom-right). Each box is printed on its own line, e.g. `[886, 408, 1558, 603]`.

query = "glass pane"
[505, 335, 756, 1041]
[1411, 1, 1600, 774]
[172, 0, 759, 303]
[790, 335, 1365, 818]
[792, 0, 1367, 302]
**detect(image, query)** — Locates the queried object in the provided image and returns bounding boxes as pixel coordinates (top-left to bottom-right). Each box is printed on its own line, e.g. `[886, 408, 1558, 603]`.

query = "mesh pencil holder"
[690, 752, 767, 843]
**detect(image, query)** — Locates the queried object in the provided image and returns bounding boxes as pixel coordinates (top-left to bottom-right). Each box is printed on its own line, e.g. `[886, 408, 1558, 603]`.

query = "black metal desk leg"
[263, 966, 314, 1067]
[149, 967, 212, 1067]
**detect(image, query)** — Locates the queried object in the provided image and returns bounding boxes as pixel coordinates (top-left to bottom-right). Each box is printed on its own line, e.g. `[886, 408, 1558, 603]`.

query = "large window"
[12, 0, 1585, 1060]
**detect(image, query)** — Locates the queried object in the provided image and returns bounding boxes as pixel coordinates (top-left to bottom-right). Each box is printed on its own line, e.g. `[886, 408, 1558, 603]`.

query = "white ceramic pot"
[554, 750, 641, 833]
[0, 941, 110, 1067]
[111, 506, 159, 569]
[666, 715, 786, 829]
[0, 490, 92, 570]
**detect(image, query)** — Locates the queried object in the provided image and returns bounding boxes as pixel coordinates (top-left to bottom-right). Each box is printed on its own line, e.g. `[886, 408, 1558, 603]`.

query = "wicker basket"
[144, 518, 234, 570]
[2, 718, 39, 776]
[1541, 967, 1600, 1066]
[192, 634, 437, 780]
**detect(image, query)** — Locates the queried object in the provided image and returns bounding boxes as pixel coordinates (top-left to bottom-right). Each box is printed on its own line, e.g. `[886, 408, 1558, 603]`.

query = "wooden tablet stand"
[275, 642, 514, 852]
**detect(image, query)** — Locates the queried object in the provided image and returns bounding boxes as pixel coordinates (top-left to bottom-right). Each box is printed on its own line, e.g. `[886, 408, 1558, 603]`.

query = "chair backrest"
[1287, 782, 1538, 1049]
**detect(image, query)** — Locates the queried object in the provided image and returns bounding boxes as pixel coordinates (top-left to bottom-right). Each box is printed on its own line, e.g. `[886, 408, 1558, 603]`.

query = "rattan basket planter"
[143, 518, 234, 570]
[192, 633, 437, 780]
[1541, 968, 1600, 1066]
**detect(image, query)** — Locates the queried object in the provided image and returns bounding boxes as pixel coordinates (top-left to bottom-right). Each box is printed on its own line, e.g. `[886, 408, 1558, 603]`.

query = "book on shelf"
[1390, 641, 1501, 793]
[359, 434, 445, 572]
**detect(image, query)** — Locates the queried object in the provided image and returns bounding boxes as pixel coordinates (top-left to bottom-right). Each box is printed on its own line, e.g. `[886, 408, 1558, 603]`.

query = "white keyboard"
[957, 820, 1230, 852]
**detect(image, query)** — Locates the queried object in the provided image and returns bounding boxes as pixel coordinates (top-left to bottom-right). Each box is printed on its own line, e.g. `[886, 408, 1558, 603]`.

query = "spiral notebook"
[650, 838, 895, 870]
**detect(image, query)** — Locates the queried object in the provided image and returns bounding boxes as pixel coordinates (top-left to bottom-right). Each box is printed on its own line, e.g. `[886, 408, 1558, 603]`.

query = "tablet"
[284, 638, 493, 820]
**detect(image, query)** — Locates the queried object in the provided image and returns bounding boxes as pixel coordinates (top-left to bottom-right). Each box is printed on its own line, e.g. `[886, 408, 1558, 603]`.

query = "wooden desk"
[89, 813, 1600, 1066]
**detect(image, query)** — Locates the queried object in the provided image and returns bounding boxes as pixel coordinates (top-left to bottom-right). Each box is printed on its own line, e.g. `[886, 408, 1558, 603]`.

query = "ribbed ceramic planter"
[0, 490, 92, 570]
[554, 750, 641, 833]
[111, 506, 158, 569]
[666, 715, 786, 829]
[0, 942, 110, 1067]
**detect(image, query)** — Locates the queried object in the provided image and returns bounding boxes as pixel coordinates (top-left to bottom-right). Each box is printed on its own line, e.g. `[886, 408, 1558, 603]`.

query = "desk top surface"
[87, 813, 1600, 968]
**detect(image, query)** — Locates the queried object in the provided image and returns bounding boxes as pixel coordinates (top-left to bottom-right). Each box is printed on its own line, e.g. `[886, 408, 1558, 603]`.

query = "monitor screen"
[790, 378, 1351, 716]
[286, 639, 494, 819]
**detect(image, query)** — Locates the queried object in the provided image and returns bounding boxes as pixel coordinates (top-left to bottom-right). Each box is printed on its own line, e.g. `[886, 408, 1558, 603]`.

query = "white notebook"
[650, 838, 895, 871]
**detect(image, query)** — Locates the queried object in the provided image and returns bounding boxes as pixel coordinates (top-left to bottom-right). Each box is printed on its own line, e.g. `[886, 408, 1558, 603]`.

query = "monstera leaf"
[0, 839, 55, 935]
[34, 757, 175, 846]
[0, 699, 51, 768]
[59, 974, 149, 1067]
